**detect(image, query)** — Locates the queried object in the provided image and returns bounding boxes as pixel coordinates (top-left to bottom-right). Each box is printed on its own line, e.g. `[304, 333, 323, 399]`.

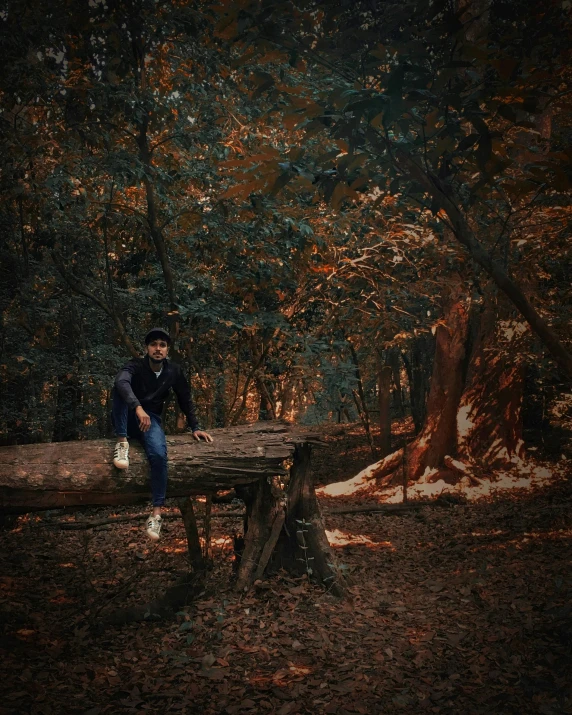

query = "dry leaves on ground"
[1, 429, 571, 714]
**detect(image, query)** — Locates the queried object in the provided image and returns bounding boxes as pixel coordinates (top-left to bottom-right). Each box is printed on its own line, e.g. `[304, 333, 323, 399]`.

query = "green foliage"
[1, 0, 570, 443]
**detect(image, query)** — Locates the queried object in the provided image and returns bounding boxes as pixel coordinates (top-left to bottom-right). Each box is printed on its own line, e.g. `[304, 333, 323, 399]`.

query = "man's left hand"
[193, 430, 213, 443]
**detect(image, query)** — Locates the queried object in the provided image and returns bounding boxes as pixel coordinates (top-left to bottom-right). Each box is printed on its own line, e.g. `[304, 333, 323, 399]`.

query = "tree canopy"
[1, 0, 570, 452]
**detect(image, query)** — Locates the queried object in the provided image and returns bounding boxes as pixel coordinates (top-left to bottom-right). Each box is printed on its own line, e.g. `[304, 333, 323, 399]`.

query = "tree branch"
[52, 251, 138, 358]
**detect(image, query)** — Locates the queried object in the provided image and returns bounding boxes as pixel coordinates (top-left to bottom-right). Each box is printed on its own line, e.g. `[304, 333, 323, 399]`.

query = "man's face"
[146, 339, 169, 363]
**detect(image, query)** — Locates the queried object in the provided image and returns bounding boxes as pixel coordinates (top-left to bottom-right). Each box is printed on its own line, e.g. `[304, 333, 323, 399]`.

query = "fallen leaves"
[1, 431, 571, 714]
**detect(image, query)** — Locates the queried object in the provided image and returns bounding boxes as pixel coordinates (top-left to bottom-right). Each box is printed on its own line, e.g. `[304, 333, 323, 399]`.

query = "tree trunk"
[233, 445, 344, 594]
[234, 476, 285, 591]
[278, 376, 295, 420]
[388, 348, 405, 417]
[326, 289, 532, 494]
[271, 445, 345, 596]
[406, 277, 469, 480]
[348, 342, 376, 458]
[325, 291, 534, 495]
[402, 335, 434, 434]
[377, 356, 392, 457]
[257, 379, 276, 421]
[457, 298, 525, 468]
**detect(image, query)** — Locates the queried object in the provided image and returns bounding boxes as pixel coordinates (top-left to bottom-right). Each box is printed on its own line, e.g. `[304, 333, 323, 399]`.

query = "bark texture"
[272, 445, 345, 596]
[406, 278, 469, 480]
[235, 445, 345, 595]
[0, 423, 321, 513]
[457, 301, 525, 467]
[234, 476, 285, 591]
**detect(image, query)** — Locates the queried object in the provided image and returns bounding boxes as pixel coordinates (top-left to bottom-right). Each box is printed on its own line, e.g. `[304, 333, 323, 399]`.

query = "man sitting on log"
[112, 328, 212, 541]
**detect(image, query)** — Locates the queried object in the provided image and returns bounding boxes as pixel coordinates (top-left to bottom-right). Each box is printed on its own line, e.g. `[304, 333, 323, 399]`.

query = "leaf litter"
[0, 428, 571, 714]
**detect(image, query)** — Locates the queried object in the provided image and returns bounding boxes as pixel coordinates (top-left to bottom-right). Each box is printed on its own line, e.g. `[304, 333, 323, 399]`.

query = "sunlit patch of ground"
[318, 456, 566, 504]
[312, 420, 416, 488]
[325, 528, 394, 550]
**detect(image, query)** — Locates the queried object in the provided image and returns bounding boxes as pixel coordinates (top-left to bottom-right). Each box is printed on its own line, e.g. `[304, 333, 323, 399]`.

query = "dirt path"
[0, 431, 570, 714]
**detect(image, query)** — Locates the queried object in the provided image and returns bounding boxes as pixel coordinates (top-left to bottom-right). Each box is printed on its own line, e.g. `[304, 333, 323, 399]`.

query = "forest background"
[1, 2, 572, 714]
[1, 0, 571, 482]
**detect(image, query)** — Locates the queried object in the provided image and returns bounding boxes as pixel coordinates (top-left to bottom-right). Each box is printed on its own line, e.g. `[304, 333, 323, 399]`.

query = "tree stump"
[234, 445, 345, 595]
[273, 445, 345, 596]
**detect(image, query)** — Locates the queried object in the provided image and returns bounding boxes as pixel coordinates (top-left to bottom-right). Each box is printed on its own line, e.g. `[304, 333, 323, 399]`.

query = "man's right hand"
[135, 406, 151, 432]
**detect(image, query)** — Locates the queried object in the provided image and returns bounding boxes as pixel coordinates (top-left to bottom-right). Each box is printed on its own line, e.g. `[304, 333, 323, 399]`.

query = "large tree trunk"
[457, 299, 525, 468]
[406, 277, 470, 480]
[324, 290, 532, 493]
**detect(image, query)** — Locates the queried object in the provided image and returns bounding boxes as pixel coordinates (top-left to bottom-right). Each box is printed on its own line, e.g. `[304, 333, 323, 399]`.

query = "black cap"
[144, 328, 171, 345]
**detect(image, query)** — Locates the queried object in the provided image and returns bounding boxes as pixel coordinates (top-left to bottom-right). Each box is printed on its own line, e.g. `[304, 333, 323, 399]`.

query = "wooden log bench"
[0, 423, 345, 603]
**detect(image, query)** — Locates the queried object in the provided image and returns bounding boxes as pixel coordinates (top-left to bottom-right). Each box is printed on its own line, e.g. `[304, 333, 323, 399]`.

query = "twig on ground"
[53, 510, 246, 530]
[51, 495, 468, 531]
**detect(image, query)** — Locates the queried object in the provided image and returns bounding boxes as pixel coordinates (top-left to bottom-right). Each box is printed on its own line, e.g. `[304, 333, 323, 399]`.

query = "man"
[112, 328, 213, 541]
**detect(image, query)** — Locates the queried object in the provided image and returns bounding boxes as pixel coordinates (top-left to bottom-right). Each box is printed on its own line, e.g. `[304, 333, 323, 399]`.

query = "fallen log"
[0, 423, 322, 513]
[1, 423, 346, 597]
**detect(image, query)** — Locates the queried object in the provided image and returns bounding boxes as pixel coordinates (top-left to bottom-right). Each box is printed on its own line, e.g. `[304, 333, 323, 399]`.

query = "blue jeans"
[111, 391, 168, 507]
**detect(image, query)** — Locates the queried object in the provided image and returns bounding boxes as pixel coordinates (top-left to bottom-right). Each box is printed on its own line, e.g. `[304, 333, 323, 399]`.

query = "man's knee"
[145, 433, 167, 464]
[146, 443, 167, 464]
[143, 418, 167, 462]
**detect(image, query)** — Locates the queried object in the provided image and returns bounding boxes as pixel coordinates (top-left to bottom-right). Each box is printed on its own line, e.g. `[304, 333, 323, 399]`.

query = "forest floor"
[1, 424, 571, 715]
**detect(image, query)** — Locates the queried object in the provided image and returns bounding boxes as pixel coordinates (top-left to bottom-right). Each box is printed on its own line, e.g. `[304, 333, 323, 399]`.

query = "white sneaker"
[146, 514, 162, 541]
[113, 441, 129, 469]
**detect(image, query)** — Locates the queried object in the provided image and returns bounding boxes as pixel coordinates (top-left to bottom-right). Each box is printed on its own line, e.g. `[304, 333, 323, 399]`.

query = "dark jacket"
[114, 356, 200, 431]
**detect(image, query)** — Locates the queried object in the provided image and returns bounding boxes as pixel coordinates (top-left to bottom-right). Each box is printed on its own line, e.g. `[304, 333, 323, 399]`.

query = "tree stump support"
[235, 444, 345, 596]
[0, 423, 345, 602]
[178, 497, 206, 573]
[234, 476, 285, 591]
[274, 445, 345, 596]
